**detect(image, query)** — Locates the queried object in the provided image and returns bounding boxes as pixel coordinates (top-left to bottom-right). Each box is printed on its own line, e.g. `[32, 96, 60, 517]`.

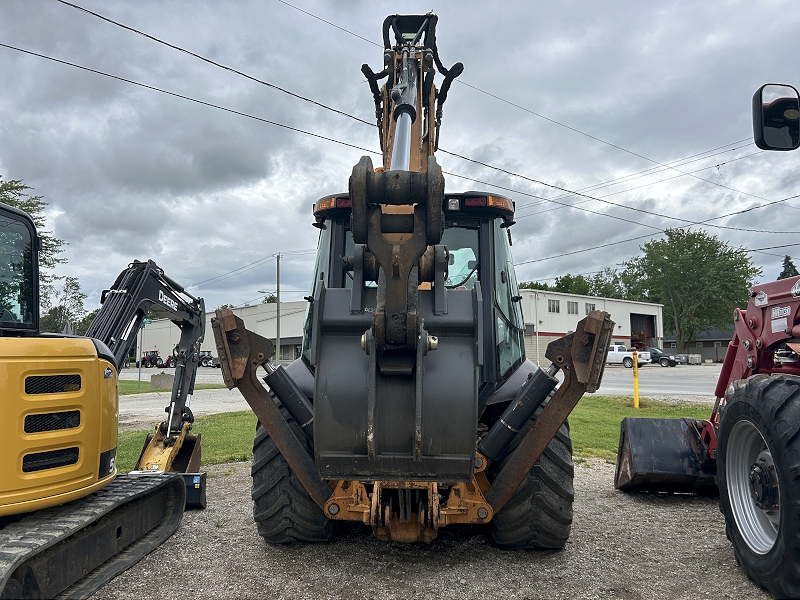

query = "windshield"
[0, 212, 34, 326]
[302, 226, 333, 367]
[443, 227, 479, 289]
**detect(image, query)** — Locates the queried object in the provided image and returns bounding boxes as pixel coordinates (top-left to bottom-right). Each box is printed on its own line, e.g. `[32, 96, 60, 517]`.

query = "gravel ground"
[92, 459, 768, 600]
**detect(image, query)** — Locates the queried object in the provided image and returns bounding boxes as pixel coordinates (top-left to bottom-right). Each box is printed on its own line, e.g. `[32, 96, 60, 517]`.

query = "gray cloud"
[0, 0, 798, 314]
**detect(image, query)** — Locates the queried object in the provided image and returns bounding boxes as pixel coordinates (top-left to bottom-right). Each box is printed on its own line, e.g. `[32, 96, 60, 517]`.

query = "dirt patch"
[92, 459, 767, 600]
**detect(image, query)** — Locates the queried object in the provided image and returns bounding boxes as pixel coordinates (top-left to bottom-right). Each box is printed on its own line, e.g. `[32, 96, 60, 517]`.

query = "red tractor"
[138, 350, 177, 368]
[615, 83, 800, 598]
[138, 350, 163, 368]
[198, 350, 215, 367]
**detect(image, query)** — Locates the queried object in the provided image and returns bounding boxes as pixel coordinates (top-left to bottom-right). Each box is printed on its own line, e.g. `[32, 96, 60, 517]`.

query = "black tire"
[716, 374, 800, 599]
[144, 360, 152, 369]
[251, 403, 335, 544]
[659, 357, 670, 367]
[622, 357, 633, 368]
[488, 416, 574, 549]
[201, 358, 210, 367]
[156, 358, 164, 368]
[168, 359, 176, 368]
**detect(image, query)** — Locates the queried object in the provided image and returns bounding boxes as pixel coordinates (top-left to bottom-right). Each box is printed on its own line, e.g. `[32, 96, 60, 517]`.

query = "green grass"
[571, 395, 713, 462]
[116, 397, 714, 472]
[118, 380, 227, 395]
[117, 410, 257, 472]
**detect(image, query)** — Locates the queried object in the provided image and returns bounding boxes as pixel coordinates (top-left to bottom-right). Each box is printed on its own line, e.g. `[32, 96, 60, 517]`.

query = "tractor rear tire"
[251, 403, 335, 544]
[488, 415, 574, 549]
[716, 374, 800, 599]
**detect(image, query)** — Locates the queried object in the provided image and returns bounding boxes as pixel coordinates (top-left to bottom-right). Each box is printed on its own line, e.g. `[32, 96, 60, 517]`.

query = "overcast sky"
[1, 0, 798, 313]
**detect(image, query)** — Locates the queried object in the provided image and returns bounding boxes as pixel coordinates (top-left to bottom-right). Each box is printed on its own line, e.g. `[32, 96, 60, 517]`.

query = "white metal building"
[140, 292, 663, 368]
[138, 300, 308, 365]
[519, 290, 664, 366]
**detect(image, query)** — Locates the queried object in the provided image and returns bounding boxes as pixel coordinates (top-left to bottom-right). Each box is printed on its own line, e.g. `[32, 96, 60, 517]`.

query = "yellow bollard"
[632, 349, 639, 408]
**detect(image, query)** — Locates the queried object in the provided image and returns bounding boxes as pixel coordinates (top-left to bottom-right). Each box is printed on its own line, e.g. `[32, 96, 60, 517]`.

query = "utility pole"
[276, 253, 281, 365]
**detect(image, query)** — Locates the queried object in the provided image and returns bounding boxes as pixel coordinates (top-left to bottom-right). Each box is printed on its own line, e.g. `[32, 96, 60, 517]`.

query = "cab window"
[493, 220, 524, 376]
[0, 213, 34, 326]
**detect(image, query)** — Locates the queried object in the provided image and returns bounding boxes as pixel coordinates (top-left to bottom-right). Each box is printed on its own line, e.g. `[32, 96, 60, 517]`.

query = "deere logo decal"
[158, 290, 179, 312]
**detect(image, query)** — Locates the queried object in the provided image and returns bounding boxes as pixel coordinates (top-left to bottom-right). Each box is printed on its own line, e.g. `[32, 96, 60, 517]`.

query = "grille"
[24, 410, 81, 433]
[22, 447, 79, 472]
[25, 374, 82, 395]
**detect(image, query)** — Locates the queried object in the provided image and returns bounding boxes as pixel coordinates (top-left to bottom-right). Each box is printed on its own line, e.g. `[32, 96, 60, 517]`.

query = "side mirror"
[753, 83, 800, 151]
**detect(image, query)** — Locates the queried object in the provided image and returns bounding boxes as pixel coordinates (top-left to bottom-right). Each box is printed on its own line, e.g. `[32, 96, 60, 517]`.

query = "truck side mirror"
[753, 83, 800, 151]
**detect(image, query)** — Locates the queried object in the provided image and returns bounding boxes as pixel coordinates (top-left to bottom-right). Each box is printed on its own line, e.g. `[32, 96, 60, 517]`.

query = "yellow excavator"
[0, 202, 206, 599]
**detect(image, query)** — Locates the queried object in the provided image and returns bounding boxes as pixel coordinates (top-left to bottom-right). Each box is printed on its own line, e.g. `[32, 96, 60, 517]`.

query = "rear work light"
[313, 195, 351, 216]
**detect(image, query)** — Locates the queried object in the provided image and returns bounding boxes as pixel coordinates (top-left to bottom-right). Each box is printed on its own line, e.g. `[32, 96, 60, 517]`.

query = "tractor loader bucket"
[614, 417, 718, 494]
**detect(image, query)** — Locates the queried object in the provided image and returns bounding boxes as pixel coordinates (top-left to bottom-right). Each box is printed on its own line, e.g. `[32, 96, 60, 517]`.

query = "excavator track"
[0, 473, 185, 600]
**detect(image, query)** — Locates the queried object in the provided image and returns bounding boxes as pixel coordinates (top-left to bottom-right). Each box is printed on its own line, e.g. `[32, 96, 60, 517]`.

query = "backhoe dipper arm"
[85, 259, 205, 433]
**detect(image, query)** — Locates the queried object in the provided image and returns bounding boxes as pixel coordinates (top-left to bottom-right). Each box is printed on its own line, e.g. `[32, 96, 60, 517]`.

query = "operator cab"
[305, 191, 526, 404]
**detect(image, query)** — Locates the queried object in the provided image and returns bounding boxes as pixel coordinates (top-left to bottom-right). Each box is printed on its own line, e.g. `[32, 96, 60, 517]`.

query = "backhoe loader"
[0, 203, 206, 599]
[614, 84, 800, 598]
[213, 13, 614, 546]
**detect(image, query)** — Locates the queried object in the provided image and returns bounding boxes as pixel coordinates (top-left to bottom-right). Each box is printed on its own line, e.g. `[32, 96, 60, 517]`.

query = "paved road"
[596, 362, 721, 402]
[118, 362, 721, 432]
[118, 366, 246, 431]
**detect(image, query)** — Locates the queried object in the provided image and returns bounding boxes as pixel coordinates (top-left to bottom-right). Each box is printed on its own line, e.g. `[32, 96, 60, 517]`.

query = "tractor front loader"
[213, 14, 614, 546]
[615, 84, 800, 598]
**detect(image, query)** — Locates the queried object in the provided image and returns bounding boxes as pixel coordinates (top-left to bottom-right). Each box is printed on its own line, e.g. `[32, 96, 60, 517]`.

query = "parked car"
[606, 344, 650, 368]
[644, 347, 677, 367]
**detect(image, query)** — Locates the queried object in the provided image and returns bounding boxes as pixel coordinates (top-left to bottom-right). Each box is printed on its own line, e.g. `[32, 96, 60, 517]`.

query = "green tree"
[589, 268, 625, 299]
[74, 307, 100, 336]
[40, 276, 86, 333]
[621, 229, 761, 351]
[262, 294, 277, 304]
[216, 303, 235, 310]
[552, 273, 592, 295]
[0, 177, 66, 275]
[519, 281, 552, 291]
[778, 255, 799, 280]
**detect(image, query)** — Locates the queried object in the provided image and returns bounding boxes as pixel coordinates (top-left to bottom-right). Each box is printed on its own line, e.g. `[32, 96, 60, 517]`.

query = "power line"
[189, 248, 317, 289]
[55, 0, 377, 128]
[275, 0, 382, 48]
[513, 142, 752, 212]
[515, 151, 762, 222]
[272, 0, 760, 185]
[6, 41, 794, 268]
[445, 169, 797, 235]
[189, 255, 276, 288]
[0, 43, 381, 157]
[55, 2, 783, 235]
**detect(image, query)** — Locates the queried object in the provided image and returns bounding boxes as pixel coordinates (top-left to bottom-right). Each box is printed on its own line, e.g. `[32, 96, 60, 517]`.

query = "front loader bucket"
[614, 417, 718, 495]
